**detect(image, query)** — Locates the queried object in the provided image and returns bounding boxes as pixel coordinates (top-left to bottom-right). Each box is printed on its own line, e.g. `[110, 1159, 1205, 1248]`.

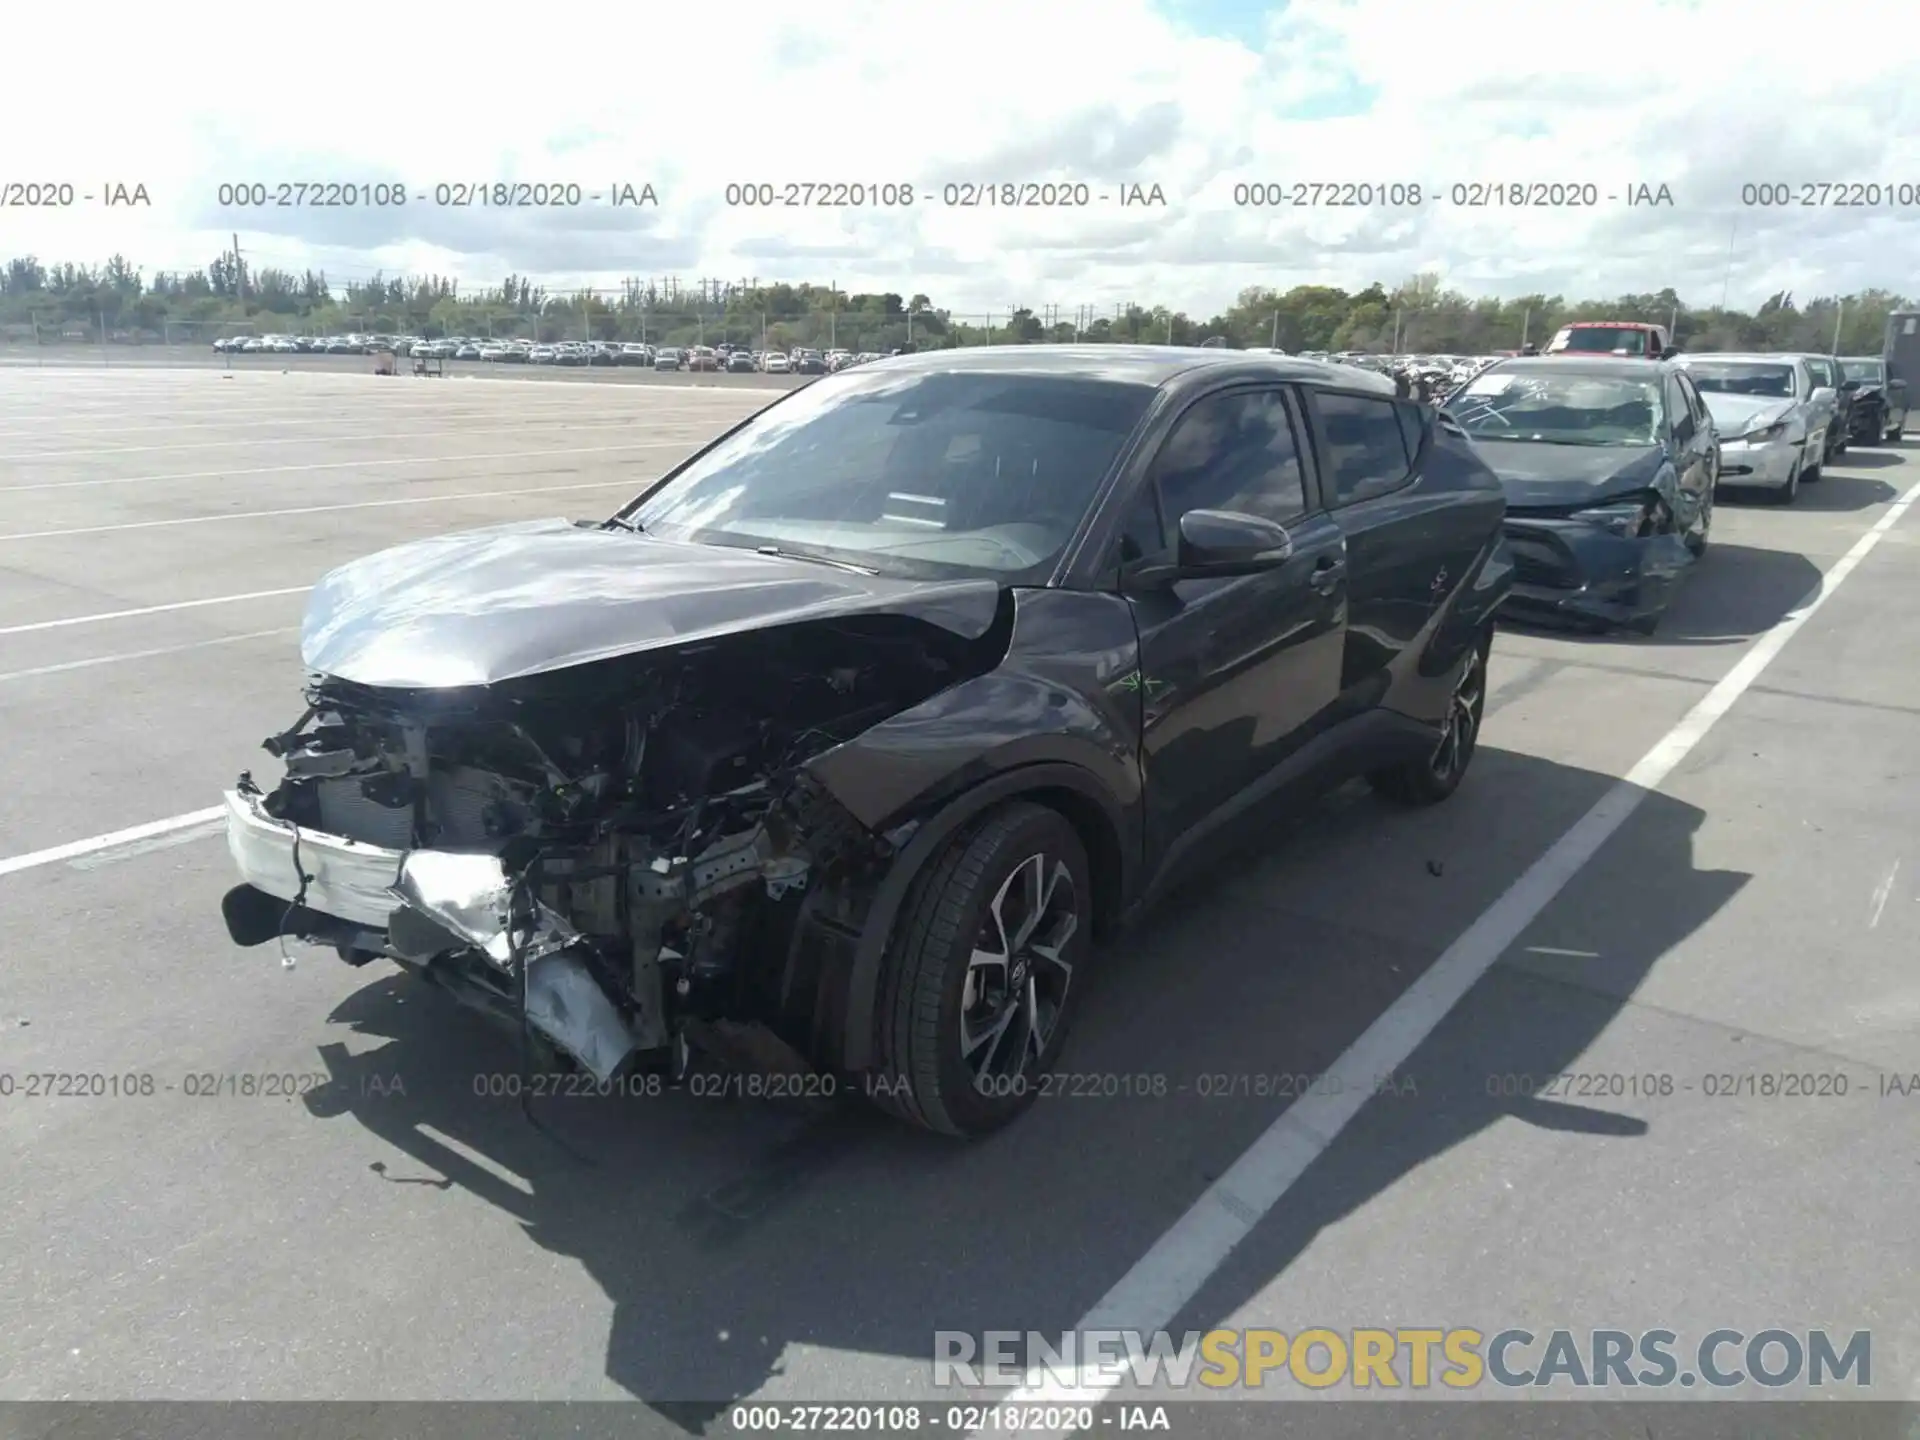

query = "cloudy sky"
[3, 0, 1916, 316]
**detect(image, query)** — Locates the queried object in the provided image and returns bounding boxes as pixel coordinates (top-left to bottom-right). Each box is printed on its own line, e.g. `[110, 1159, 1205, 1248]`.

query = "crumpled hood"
[1699, 393, 1793, 434]
[1475, 441, 1665, 509]
[301, 518, 1004, 688]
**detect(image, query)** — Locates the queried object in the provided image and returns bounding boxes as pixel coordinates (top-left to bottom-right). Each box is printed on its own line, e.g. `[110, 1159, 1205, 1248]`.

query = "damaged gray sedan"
[1446, 356, 1717, 635]
[222, 347, 1510, 1136]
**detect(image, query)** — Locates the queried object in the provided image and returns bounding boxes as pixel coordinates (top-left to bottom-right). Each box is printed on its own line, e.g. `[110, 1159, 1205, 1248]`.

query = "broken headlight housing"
[1571, 502, 1650, 539]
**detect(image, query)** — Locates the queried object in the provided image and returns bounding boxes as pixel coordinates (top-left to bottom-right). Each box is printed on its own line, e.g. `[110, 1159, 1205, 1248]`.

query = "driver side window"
[1123, 389, 1307, 561]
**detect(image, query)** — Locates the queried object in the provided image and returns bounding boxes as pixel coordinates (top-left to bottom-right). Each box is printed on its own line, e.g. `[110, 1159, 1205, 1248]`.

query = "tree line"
[2, 252, 1911, 357]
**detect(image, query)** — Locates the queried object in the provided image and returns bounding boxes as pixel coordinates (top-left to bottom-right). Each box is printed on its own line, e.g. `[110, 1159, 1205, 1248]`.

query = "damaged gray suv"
[221, 346, 1512, 1136]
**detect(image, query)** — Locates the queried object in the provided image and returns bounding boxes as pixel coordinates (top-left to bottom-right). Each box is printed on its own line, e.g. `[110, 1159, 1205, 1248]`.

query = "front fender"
[802, 588, 1144, 836]
[801, 587, 1145, 1073]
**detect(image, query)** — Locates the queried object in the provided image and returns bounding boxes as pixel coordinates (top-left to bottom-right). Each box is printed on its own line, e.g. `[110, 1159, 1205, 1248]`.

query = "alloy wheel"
[1432, 644, 1485, 781]
[959, 852, 1078, 1083]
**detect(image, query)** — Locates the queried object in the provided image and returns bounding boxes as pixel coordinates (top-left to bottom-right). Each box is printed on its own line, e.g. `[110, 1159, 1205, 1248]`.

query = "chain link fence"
[0, 302, 1240, 367]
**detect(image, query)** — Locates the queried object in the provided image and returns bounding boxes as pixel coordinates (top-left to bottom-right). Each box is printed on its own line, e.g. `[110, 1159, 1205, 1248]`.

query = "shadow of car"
[298, 746, 1739, 1424]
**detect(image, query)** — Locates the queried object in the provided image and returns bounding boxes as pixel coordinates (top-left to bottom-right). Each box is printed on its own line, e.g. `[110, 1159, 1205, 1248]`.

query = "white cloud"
[3, 0, 1916, 314]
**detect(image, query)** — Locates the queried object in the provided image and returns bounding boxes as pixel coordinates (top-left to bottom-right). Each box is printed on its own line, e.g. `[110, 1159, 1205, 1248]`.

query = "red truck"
[1544, 321, 1676, 359]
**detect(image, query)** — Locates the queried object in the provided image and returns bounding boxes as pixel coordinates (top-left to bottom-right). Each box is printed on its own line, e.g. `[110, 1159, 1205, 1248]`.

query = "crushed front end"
[1499, 496, 1694, 634]
[220, 622, 987, 1082]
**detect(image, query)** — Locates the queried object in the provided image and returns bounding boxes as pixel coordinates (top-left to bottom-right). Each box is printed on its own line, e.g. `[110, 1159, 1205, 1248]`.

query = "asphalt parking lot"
[1, 366, 1916, 1427]
[0, 343, 815, 393]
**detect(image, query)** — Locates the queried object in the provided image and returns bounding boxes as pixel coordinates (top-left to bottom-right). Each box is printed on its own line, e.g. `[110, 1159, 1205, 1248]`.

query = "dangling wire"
[506, 850, 593, 1166]
[276, 823, 312, 971]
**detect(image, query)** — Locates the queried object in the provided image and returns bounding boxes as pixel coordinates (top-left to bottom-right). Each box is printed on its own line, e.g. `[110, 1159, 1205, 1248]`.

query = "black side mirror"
[1661, 345, 1682, 359]
[1175, 509, 1293, 577]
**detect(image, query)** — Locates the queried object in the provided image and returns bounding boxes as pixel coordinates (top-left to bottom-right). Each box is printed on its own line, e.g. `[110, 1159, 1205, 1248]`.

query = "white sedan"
[1676, 354, 1828, 505]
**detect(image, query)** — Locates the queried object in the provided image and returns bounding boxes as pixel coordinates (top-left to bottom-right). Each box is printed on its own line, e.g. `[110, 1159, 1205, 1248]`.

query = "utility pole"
[1719, 217, 1738, 312]
[232, 233, 247, 332]
[1270, 311, 1280, 349]
[1832, 299, 1845, 355]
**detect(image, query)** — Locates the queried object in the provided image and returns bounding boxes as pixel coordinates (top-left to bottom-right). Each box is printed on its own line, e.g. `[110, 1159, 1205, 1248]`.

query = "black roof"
[862, 344, 1396, 395]
[1479, 355, 1681, 380]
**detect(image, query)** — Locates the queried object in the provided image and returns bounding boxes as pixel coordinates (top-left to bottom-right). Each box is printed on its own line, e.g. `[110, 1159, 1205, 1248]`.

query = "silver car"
[1673, 353, 1832, 505]
[1773, 353, 1848, 460]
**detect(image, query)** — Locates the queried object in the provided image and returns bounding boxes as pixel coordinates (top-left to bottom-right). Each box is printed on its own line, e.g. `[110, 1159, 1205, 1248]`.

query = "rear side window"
[1311, 391, 1413, 505]
[1393, 401, 1428, 463]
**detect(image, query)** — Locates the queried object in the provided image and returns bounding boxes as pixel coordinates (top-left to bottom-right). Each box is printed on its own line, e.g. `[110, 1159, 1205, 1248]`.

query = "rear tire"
[1369, 626, 1490, 807]
[868, 802, 1092, 1137]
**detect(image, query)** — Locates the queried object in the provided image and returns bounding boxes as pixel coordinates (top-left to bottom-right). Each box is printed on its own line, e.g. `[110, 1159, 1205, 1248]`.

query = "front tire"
[1768, 457, 1802, 505]
[1685, 489, 1712, 557]
[1369, 626, 1490, 807]
[869, 802, 1092, 1137]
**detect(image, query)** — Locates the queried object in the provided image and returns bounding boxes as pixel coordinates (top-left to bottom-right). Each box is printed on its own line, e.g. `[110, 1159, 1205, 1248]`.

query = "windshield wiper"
[1501, 436, 1616, 447]
[754, 544, 880, 575]
[601, 514, 642, 533]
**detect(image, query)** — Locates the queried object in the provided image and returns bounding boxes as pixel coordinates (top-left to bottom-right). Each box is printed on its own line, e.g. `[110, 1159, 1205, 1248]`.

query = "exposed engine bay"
[224, 616, 1003, 1082]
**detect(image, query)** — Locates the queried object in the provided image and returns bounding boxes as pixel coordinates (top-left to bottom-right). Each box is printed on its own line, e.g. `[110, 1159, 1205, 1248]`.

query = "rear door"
[1122, 385, 1347, 859]
[1302, 387, 1476, 703]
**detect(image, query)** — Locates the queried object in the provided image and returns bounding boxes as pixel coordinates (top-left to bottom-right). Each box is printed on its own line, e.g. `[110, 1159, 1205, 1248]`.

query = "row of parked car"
[1433, 322, 1910, 636]
[211, 332, 893, 374]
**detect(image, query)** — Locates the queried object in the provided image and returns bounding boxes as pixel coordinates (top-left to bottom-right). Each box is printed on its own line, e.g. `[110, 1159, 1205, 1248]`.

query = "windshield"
[1841, 360, 1885, 383]
[626, 369, 1156, 581]
[1548, 327, 1652, 356]
[1445, 370, 1664, 445]
[1680, 363, 1796, 398]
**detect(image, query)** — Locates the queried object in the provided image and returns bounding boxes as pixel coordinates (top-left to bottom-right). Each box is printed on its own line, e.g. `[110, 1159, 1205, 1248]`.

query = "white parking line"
[0, 440, 687, 493]
[0, 808, 225, 879]
[0, 478, 641, 541]
[983, 476, 1920, 1434]
[0, 629, 295, 684]
[0, 588, 311, 636]
[1869, 859, 1899, 928]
